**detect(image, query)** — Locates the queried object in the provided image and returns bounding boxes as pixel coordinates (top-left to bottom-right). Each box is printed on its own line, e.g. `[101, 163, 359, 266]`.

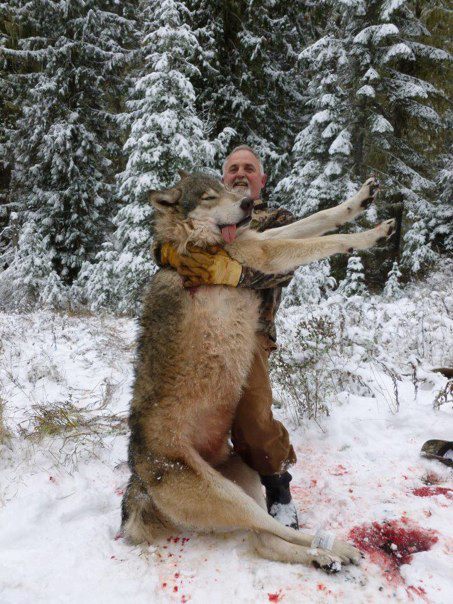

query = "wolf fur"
[121, 172, 395, 570]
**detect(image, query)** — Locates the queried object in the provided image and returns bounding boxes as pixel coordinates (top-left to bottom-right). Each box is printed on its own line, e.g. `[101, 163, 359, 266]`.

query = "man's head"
[222, 145, 267, 200]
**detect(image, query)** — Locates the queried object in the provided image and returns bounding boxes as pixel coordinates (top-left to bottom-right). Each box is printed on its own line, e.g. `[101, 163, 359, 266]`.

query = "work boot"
[260, 471, 299, 530]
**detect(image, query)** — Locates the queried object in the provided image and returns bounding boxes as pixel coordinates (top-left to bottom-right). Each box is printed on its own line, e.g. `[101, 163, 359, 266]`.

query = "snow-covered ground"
[0, 265, 452, 603]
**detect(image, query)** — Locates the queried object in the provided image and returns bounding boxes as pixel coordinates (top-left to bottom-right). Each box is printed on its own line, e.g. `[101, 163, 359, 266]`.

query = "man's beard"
[232, 183, 251, 197]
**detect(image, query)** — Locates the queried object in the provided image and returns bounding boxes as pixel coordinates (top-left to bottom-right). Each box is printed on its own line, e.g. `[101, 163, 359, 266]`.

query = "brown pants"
[231, 334, 297, 476]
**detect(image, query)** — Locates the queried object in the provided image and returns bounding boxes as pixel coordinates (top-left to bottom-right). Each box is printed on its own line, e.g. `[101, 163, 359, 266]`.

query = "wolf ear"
[148, 187, 181, 210]
[178, 169, 190, 180]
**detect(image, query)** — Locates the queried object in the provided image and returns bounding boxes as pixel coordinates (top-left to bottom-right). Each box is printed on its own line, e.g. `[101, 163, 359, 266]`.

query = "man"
[155, 145, 300, 529]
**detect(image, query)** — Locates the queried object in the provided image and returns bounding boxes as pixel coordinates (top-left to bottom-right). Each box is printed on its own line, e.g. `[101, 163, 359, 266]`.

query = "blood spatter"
[268, 591, 283, 602]
[412, 486, 453, 499]
[407, 585, 427, 599]
[349, 518, 438, 582]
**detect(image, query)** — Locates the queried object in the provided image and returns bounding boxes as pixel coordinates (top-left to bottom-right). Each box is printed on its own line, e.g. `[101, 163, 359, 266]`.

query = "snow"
[371, 114, 394, 134]
[353, 24, 399, 45]
[356, 85, 375, 98]
[1, 264, 452, 603]
[328, 130, 352, 156]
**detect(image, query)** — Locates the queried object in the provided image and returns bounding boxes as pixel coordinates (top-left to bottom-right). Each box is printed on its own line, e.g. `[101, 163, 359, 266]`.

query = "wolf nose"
[240, 197, 253, 214]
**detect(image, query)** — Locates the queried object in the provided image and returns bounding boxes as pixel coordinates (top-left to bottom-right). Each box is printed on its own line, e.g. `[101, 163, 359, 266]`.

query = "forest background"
[0, 0, 451, 314]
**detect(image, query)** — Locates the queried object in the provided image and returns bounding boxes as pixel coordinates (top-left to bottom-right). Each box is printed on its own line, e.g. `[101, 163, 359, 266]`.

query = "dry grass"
[18, 377, 127, 443]
[0, 395, 11, 444]
[16, 395, 128, 469]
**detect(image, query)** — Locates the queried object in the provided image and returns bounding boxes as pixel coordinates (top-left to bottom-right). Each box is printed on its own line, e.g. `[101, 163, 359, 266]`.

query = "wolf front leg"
[237, 219, 395, 274]
[264, 177, 380, 240]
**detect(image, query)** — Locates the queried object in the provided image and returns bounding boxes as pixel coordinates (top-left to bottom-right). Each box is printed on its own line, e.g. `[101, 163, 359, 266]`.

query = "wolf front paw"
[331, 539, 362, 565]
[358, 176, 380, 208]
[375, 218, 396, 243]
[310, 551, 343, 573]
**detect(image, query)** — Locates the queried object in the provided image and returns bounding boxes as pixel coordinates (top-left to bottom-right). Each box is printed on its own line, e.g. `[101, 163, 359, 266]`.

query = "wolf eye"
[203, 195, 217, 201]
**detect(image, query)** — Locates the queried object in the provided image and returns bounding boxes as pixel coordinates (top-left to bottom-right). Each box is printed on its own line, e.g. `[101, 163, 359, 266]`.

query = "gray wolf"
[121, 172, 395, 570]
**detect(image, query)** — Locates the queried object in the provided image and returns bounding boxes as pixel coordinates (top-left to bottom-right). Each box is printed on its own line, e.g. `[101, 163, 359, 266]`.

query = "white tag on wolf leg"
[311, 530, 336, 551]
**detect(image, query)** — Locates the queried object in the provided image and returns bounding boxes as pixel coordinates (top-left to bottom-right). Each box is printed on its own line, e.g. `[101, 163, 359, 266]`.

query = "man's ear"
[261, 173, 268, 189]
[178, 169, 190, 180]
[148, 187, 181, 210]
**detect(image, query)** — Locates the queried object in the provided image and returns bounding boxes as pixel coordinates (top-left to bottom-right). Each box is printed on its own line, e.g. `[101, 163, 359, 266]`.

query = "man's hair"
[222, 145, 264, 174]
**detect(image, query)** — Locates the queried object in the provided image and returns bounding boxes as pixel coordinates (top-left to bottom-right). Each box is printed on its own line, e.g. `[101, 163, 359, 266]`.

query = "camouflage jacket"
[239, 200, 296, 346]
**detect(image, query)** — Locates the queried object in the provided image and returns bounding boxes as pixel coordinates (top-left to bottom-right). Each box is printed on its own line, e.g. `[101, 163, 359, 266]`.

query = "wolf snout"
[240, 197, 253, 215]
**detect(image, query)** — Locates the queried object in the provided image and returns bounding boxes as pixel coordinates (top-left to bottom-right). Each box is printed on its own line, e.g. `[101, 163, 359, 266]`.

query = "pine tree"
[275, 22, 356, 215]
[0, 0, 137, 309]
[0, 1, 29, 270]
[383, 260, 403, 299]
[430, 153, 453, 254]
[276, 0, 450, 278]
[338, 254, 367, 297]
[80, 0, 217, 313]
[189, 0, 311, 185]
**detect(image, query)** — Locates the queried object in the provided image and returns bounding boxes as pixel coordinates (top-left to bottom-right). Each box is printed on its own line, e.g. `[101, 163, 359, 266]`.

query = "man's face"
[222, 150, 267, 200]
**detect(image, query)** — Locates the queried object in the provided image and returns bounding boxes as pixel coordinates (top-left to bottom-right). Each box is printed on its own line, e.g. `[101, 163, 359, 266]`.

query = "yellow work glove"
[160, 242, 243, 287]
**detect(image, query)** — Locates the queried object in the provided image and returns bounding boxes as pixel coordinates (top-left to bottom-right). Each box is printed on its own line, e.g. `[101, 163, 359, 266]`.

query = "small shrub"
[433, 380, 453, 410]
[270, 316, 339, 425]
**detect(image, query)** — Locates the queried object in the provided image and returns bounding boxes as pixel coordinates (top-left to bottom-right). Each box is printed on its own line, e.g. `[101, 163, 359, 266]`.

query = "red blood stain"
[115, 487, 125, 496]
[412, 486, 453, 499]
[48, 476, 57, 483]
[349, 519, 438, 582]
[174, 572, 180, 579]
[162, 583, 167, 588]
[330, 464, 348, 476]
[173, 586, 178, 593]
[268, 591, 283, 602]
[110, 555, 116, 559]
[181, 597, 189, 603]
[114, 532, 123, 541]
[407, 585, 427, 600]
[316, 584, 332, 595]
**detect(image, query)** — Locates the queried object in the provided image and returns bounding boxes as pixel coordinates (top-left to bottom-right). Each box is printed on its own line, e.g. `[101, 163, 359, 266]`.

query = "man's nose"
[240, 197, 253, 214]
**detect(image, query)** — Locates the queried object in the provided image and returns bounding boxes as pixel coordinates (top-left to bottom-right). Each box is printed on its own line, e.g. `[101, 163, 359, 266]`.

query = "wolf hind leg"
[147, 452, 321, 550]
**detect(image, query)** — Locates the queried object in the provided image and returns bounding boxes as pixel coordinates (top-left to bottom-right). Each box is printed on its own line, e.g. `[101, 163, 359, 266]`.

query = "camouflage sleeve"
[238, 267, 293, 290]
[251, 207, 297, 233]
[238, 206, 296, 289]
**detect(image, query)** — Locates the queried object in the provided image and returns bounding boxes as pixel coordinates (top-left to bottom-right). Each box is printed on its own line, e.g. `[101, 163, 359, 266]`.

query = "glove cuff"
[219, 255, 243, 287]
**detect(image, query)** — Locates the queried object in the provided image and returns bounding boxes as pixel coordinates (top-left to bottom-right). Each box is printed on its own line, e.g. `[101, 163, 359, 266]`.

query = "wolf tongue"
[221, 224, 237, 244]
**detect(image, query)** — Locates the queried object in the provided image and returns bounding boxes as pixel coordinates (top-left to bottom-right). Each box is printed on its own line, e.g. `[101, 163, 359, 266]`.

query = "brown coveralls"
[231, 201, 297, 476]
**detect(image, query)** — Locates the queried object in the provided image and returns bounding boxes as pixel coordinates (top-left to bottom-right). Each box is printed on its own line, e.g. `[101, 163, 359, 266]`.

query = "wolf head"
[149, 172, 253, 248]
